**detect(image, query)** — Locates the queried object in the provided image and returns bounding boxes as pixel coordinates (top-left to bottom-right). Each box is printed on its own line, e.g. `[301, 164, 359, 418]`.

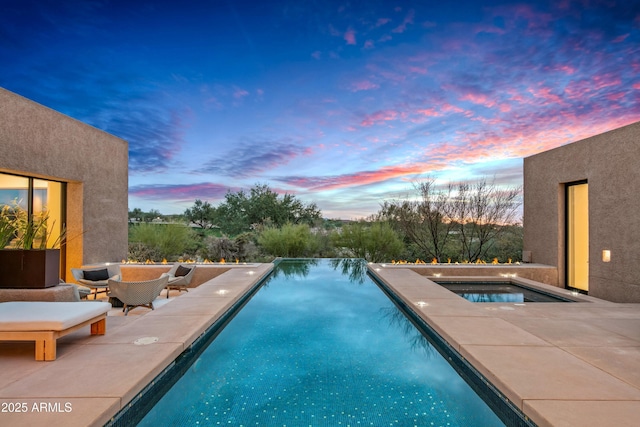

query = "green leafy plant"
[128, 222, 197, 261]
[0, 201, 66, 249]
[0, 205, 16, 248]
[258, 223, 315, 258]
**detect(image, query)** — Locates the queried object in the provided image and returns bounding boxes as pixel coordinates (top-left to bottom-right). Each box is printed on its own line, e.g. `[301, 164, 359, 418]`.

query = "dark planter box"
[0, 249, 61, 289]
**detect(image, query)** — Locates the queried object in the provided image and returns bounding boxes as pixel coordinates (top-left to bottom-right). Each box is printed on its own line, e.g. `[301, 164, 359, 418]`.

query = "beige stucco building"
[523, 121, 640, 303]
[0, 87, 128, 281]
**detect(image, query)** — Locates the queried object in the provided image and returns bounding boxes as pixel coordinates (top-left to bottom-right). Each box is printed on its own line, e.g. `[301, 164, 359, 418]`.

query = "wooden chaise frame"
[0, 313, 106, 361]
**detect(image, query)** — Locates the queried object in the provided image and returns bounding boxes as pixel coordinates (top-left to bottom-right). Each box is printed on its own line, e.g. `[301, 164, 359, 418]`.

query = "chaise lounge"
[0, 301, 112, 361]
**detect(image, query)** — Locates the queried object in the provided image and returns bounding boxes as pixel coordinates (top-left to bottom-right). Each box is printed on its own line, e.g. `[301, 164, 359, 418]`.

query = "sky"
[1, 0, 639, 219]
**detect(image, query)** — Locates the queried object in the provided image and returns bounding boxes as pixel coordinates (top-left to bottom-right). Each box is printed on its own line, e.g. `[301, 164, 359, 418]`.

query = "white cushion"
[0, 302, 112, 331]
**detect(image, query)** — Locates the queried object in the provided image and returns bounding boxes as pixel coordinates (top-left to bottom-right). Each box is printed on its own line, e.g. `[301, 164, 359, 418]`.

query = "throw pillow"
[83, 268, 110, 281]
[175, 265, 192, 277]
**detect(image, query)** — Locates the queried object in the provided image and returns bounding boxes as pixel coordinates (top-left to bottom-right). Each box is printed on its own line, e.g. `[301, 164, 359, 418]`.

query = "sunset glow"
[2, 1, 639, 218]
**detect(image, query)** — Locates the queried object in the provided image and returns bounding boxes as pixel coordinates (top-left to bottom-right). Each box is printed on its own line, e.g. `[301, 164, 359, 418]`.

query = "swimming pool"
[132, 259, 510, 426]
[434, 280, 576, 303]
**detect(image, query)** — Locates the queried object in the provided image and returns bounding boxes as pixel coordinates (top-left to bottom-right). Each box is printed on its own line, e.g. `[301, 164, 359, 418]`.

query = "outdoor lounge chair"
[71, 265, 121, 300]
[161, 264, 196, 298]
[107, 276, 169, 315]
[0, 301, 112, 360]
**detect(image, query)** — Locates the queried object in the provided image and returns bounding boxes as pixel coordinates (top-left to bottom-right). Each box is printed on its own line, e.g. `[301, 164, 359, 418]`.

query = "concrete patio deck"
[0, 263, 637, 427]
[370, 265, 640, 427]
[0, 264, 273, 427]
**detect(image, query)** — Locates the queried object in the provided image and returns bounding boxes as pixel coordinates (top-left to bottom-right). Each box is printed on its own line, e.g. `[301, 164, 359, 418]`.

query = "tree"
[215, 184, 322, 236]
[129, 208, 143, 223]
[379, 179, 456, 262]
[128, 208, 162, 223]
[184, 199, 218, 229]
[450, 179, 521, 262]
[380, 177, 522, 262]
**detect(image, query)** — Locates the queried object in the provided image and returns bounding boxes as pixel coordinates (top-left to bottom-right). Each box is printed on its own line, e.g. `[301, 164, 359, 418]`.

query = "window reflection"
[0, 173, 64, 249]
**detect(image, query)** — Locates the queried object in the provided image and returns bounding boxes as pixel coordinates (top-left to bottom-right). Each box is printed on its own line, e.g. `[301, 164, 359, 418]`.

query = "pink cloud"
[344, 28, 356, 45]
[591, 73, 622, 91]
[204, 96, 222, 109]
[416, 108, 441, 117]
[129, 182, 233, 202]
[361, 110, 398, 126]
[461, 93, 495, 108]
[612, 34, 629, 43]
[507, 90, 528, 103]
[474, 24, 506, 36]
[546, 64, 576, 75]
[283, 164, 429, 191]
[311, 51, 321, 60]
[607, 92, 626, 101]
[441, 103, 466, 114]
[281, 116, 640, 195]
[375, 18, 391, 27]
[364, 40, 375, 49]
[392, 9, 414, 33]
[233, 88, 249, 99]
[634, 83, 640, 90]
[408, 66, 427, 74]
[527, 86, 565, 105]
[350, 80, 380, 92]
[564, 73, 622, 100]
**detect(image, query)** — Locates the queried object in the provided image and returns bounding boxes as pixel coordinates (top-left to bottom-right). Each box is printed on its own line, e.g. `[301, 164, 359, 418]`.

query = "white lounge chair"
[161, 264, 196, 298]
[71, 265, 121, 300]
[0, 301, 112, 361]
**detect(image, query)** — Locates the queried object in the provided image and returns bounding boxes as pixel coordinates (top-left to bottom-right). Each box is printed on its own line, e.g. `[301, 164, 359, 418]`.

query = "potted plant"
[0, 202, 65, 289]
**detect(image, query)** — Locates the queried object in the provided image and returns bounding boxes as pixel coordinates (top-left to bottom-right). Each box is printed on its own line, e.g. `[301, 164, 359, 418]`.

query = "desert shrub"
[312, 228, 339, 258]
[128, 223, 197, 261]
[331, 221, 404, 262]
[201, 236, 238, 261]
[127, 241, 162, 262]
[257, 223, 315, 258]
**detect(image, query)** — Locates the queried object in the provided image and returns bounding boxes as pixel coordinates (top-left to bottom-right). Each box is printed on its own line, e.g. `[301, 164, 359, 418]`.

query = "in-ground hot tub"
[433, 279, 579, 303]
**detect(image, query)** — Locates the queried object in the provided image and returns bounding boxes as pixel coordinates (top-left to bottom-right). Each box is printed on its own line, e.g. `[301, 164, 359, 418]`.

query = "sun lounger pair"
[0, 301, 111, 361]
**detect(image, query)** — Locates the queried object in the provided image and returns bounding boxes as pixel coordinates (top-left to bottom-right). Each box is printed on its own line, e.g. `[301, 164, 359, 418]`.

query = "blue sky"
[1, 0, 639, 218]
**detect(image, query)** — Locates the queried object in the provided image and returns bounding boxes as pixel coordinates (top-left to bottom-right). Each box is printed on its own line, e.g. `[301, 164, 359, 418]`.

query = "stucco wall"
[523, 122, 640, 302]
[0, 88, 128, 279]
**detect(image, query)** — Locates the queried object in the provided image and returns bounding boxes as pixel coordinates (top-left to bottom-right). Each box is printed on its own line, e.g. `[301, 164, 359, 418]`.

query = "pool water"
[436, 281, 575, 303]
[138, 259, 504, 426]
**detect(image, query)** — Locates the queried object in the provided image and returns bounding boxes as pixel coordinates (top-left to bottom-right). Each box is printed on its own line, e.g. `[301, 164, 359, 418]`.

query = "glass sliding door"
[33, 179, 65, 249]
[0, 172, 66, 249]
[566, 182, 589, 292]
